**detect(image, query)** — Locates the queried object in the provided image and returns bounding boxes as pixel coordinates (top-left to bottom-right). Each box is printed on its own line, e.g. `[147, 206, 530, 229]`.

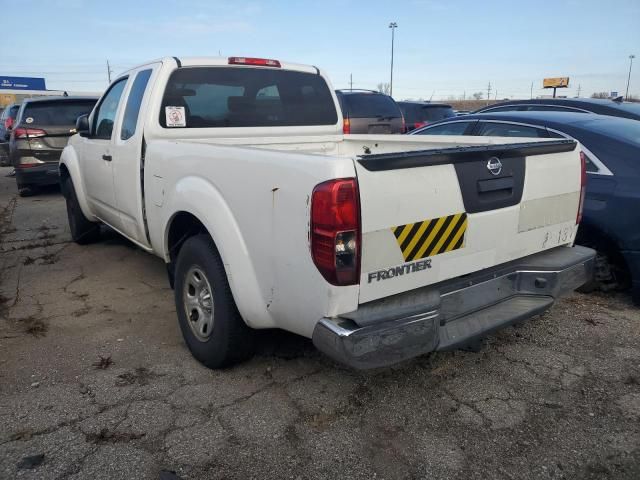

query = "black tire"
[577, 247, 629, 293]
[18, 185, 36, 197]
[632, 288, 640, 308]
[63, 177, 100, 244]
[174, 234, 254, 368]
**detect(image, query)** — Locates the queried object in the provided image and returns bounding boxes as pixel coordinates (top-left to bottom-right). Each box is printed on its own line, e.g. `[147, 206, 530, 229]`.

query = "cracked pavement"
[0, 165, 639, 479]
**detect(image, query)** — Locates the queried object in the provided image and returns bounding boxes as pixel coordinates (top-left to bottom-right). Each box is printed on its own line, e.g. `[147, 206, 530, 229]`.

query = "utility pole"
[487, 81, 492, 105]
[576, 84, 582, 97]
[495, 90, 498, 100]
[106, 60, 113, 83]
[530, 82, 533, 99]
[349, 74, 353, 91]
[626, 54, 636, 100]
[389, 22, 398, 97]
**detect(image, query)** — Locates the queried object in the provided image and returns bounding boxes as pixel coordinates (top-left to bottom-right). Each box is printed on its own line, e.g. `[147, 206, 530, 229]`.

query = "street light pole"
[389, 22, 397, 97]
[626, 54, 635, 100]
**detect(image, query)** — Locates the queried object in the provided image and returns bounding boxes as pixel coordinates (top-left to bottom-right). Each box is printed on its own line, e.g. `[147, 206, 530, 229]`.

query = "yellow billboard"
[543, 77, 570, 88]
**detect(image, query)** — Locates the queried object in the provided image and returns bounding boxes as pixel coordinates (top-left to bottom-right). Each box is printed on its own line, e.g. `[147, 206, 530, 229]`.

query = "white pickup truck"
[60, 56, 595, 369]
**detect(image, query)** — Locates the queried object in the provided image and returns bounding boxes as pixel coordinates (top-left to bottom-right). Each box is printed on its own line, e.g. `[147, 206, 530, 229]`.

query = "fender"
[159, 176, 276, 330]
[59, 145, 97, 222]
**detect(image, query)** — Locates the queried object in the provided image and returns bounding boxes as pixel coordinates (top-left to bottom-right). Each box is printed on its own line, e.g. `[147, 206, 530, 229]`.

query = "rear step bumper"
[312, 245, 595, 369]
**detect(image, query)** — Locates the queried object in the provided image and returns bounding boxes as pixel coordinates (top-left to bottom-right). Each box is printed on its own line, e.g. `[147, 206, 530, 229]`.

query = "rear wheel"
[174, 234, 254, 368]
[577, 239, 629, 293]
[63, 177, 100, 244]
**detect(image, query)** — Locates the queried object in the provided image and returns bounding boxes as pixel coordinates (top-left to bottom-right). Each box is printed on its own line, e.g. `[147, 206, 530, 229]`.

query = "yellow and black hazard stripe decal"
[392, 213, 467, 262]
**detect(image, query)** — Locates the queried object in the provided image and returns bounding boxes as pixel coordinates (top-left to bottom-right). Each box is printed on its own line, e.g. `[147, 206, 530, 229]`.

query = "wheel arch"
[162, 198, 274, 330]
[59, 146, 95, 221]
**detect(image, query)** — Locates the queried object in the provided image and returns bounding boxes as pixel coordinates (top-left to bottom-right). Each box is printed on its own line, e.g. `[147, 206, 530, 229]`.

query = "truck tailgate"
[355, 139, 581, 303]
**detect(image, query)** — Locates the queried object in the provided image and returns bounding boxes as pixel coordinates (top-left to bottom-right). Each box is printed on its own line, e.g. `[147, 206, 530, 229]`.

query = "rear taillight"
[13, 128, 46, 139]
[4, 117, 13, 130]
[311, 178, 360, 286]
[414, 121, 427, 129]
[577, 151, 587, 224]
[228, 57, 281, 67]
[343, 118, 351, 134]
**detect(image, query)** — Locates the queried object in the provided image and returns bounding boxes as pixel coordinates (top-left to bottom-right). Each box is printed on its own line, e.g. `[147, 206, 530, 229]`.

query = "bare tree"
[377, 82, 391, 95]
[472, 91, 484, 100]
[591, 92, 609, 99]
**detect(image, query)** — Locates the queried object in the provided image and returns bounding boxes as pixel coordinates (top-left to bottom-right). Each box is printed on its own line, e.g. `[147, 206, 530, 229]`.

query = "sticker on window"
[165, 106, 186, 127]
[25, 117, 34, 124]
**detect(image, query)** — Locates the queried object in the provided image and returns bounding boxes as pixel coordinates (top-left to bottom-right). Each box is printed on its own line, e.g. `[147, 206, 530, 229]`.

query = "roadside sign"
[543, 77, 570, 88]
[0, 76, 46, 90]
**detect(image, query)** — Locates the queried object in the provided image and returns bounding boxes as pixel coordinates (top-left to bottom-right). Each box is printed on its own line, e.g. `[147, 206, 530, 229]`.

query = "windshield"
[21, 100, 97, 126]
[343, 94, 401, 118]
[578, 117, 640, 146]
[161, 67, 338, 128]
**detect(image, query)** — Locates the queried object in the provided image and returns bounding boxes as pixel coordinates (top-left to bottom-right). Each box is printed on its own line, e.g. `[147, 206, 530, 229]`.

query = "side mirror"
[75, 114, 90, 137]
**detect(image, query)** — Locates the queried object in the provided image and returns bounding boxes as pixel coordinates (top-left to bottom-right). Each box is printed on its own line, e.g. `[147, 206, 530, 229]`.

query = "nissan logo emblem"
[487, 157, 503, 176]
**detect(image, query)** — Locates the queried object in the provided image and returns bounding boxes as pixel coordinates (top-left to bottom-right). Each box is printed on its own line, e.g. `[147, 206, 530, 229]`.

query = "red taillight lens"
[311, 178, 361, 285]
[14, 127, 46, 139]
[4, 117, 13, 130]
[414, 121, 427, 129]
[228, 57, 281, 68]
[343, 118, 351, 134]
[577, 151, 587, 224]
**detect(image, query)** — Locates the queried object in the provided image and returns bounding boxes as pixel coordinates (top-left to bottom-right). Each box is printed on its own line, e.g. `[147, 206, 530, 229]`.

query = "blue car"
[412, 111, 640, 304]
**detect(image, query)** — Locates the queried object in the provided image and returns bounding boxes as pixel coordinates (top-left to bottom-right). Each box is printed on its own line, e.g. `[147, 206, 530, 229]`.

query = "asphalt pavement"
[0, 165, 639, 479]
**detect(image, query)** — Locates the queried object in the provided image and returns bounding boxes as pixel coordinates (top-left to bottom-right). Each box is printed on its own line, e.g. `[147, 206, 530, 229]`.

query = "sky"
[1, 0, 639, 100]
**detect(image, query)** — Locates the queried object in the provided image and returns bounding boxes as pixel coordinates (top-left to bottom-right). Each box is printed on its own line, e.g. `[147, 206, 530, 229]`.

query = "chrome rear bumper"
[312, 246, 595, 369]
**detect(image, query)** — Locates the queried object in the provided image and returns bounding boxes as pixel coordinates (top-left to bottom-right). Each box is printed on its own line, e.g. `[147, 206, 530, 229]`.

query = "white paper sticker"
[25, 117, 34, 124]
[165, 106, 186, 127]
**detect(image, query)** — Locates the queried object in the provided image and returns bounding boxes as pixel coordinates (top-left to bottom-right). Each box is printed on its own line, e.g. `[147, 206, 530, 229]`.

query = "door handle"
[102, 154, 112, 162]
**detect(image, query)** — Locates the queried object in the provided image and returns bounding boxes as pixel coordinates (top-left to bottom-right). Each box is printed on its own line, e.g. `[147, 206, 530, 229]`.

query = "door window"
[415, 121, 473, 135]
[121, 69, 152, 140]
[93, 78, 128, 140]
[475, 122, 548, 138]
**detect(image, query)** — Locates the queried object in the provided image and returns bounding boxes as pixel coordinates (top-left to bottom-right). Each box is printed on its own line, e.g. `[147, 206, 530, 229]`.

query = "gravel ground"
[0, 165, 639, 480]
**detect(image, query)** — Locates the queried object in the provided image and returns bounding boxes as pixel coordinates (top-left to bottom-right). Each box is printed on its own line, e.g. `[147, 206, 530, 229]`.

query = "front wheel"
[174, 234, 254, 368]
[63, 177, 100, 244]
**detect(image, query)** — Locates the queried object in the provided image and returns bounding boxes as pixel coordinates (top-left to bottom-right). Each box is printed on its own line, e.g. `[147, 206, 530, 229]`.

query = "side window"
[484, 106, 520, 113]
[121, 69, 152, 140]
[475, 122, 547, 138]
[525, 105, 579, 113]
[93, 78, 127, 140]
[416, 122, 472, 136]
[583, 152, 599, 173]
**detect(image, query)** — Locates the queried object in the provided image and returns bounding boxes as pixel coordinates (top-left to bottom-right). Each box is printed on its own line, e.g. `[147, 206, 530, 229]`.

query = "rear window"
[577, 117, 640, 147]
[160, 67, 338, 128]
[342, 94, 401, 119]
[21, 100, 96, 126]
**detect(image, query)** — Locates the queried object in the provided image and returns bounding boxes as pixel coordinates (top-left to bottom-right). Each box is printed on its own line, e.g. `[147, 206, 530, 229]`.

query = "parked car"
[335, 89, 404, 134]
[9, 96, 98, 195]
[60, 56, 593, 370]
[0, 103, 20, 166]
[412, 111, 640, 304]
[396, 101, 454, 131]
[474, 97, 640, 121]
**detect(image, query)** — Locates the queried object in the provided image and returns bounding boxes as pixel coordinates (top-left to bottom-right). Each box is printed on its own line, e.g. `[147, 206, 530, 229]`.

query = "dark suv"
[397, 101, 455, 131]
[10, 96, 98, 195]
[335, 90, 404, 134]
[0, 103, 20, 166]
